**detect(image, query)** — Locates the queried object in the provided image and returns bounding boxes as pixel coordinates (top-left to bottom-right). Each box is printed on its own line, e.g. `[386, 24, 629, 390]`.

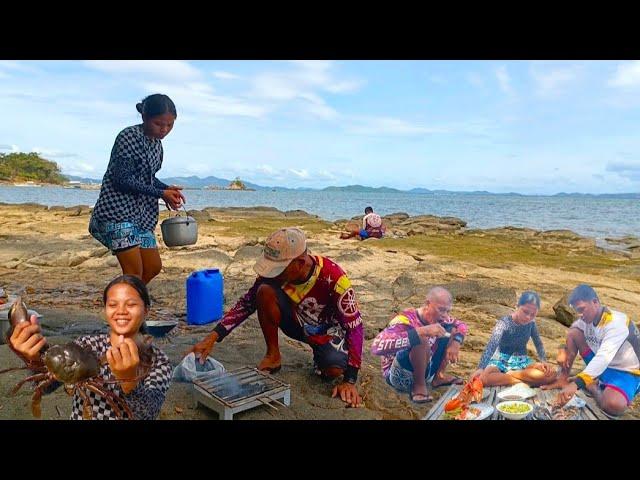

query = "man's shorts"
[267, 281, 348, 372]
[385, 336, 449, 392]
[581, 349, 640, 405]
[89, 217, 157, 254]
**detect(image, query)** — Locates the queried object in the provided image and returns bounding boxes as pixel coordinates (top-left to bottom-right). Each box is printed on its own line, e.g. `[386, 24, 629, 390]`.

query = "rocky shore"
[1, 202, 639, 420]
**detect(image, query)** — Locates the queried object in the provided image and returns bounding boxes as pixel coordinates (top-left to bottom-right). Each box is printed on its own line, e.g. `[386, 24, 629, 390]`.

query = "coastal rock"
[392, 272, 418, 302]
[0, 202, 48, 211]
[187, 210, 214, 223]
[2, 203, 640, 420]
[398, 215, 466, 234]
[383, 212, 410, 222]
[233, 245, 264, 262]
[25, 251, 92, 268]
[553, 293, 577, 327]
[64, 205, 91, 216]
[285, 210, 318, 218]
[438, 280, 516, 306]
[161, 248, 232, 270]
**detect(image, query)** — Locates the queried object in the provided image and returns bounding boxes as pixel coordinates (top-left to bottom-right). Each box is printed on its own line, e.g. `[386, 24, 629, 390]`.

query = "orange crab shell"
[468, 376, 484, 402]
[444, 397, 464, 412]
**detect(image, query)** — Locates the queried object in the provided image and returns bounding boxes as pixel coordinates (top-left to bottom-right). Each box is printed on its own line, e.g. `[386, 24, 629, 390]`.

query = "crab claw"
[444, 397, 464, 412]
[469, 376, 484, 402]
[8, 296, 29, 331]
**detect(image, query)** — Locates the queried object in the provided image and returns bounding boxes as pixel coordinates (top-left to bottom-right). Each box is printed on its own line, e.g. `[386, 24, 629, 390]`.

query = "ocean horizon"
[1, 185, 638, 244]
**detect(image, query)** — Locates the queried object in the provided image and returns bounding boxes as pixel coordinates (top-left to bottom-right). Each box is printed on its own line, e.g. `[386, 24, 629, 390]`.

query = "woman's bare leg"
[479, 365, 521, 387]
[507, 365, 557, 387]
[140, 247, 162, 285]
[115, 247, 143, 279]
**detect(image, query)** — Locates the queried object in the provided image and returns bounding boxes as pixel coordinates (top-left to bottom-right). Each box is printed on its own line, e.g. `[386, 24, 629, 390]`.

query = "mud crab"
[2, 297, 154, 419]
[443, 376, 484, 420]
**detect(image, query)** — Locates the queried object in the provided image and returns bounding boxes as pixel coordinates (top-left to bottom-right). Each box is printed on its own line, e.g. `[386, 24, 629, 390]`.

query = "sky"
[1, 60, 640, 194]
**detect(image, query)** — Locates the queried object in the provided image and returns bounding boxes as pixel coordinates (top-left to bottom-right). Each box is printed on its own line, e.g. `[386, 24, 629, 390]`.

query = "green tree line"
[0, 152, 66, 184]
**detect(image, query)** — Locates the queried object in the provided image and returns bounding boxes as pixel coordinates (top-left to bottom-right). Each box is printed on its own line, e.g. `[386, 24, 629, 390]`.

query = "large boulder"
[553, 293, 577, 327]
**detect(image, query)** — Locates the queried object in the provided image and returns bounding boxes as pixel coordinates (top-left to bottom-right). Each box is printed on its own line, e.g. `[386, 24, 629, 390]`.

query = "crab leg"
[31, 377, 57, 418]
[10, 373, 49, 396]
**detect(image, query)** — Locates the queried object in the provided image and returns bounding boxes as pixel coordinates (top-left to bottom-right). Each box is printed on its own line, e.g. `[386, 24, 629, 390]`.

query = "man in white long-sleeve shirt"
[542, 284, 640, 416]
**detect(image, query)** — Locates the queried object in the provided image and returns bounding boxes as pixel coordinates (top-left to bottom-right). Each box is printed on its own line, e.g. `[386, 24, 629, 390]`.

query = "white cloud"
[144, 81, 268, 118]
[257, 164, 277, 175]
[495, 66, 514, 96]
[345, 116, 446, 136]
[31, 147, 78, 158]
[0, 61, 41, 78]
[467, 73, 484, 88]
[0, 61, 41, 75]
[85, 60, 202, 82]
[605, 160, 640, 181]
[609, 61, 640, 88]
[317, 170, 337, 180]
[531, 62, 582, 97]
[289, 168, 310, 179]
[250, 61, 362, 118]
[62, 161, 99, 176]
[0, 144, 21, 152]
[213, 71, 240, 80]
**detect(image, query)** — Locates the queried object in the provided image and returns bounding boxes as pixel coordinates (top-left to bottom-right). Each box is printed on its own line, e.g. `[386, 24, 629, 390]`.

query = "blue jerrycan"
[186, 269, 224, 325]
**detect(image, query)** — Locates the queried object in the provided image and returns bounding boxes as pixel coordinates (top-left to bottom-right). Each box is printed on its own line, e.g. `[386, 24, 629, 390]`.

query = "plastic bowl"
[496, 401, 533, 420]
[145, 320, 178, 338]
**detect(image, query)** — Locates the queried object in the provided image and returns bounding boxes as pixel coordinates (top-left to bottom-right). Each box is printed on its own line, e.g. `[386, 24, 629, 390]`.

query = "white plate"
[565, 396, 586, 408]
[497, 384, 536, 401]
[468, 403, 494, 420]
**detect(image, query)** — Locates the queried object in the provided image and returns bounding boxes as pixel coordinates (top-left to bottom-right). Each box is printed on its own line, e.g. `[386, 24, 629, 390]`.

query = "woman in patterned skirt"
[89, 94, 186, 284]
[473, 291, 558, 387]
[8, 275, 172, 419]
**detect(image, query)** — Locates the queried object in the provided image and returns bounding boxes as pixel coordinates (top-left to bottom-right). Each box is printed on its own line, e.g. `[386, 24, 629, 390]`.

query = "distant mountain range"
[62, 175, 640, 198]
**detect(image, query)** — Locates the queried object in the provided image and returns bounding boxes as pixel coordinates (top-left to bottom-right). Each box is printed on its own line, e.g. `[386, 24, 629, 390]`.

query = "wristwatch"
[345, 377, 357, 385]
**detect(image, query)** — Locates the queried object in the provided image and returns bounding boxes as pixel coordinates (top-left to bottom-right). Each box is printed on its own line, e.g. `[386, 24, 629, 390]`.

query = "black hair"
[103, 275, 151, 334]
[136, 94, 177, 119]
[568, 284, 600, 306]
[518, 290, 541, 309]
[103, 274, 151, 307]
[364, 206, 373, 214]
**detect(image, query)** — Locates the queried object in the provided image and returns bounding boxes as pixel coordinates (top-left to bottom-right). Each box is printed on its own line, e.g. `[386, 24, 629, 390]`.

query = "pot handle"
[163, 201, 189, 217]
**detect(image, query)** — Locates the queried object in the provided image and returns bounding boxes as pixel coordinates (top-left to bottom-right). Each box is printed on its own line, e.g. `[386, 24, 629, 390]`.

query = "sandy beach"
[1, 202, 639, 420]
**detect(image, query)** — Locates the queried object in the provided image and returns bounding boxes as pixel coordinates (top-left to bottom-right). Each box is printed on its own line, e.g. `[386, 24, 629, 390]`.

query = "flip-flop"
[431, 376, 464, 388]
[409, 390, 433, 404]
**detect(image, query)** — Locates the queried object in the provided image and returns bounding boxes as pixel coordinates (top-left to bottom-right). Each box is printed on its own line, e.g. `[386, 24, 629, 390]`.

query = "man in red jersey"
[189, 228, 364, 407]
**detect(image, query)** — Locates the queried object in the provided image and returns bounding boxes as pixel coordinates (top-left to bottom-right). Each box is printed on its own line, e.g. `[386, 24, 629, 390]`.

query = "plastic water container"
[186, 269, 224, 325]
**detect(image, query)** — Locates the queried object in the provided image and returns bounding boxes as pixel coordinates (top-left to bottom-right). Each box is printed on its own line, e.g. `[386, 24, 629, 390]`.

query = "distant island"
[2, 151, 639, 198]
[204, 177, 255, 191]
[0, 152, 67, 185]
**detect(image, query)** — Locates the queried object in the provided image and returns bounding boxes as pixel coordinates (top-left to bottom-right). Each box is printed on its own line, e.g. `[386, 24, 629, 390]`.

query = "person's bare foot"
[258, 353, 281, 373]
[540, 375, 569, 390]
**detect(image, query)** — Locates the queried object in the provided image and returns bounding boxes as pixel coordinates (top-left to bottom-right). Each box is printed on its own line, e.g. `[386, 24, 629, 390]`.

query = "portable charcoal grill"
[192, 366, 291, 420]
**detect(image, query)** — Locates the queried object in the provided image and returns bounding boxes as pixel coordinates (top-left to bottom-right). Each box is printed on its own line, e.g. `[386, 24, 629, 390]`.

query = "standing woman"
[89, 94, 186, 284]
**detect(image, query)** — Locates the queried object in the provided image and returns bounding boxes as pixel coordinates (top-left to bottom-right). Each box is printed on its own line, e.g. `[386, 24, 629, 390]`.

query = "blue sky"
[1, 60, 640, 194]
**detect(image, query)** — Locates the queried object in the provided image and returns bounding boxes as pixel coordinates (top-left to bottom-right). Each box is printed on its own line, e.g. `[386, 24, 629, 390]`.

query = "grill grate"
[192, 366, 291, 420]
